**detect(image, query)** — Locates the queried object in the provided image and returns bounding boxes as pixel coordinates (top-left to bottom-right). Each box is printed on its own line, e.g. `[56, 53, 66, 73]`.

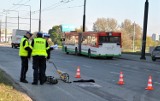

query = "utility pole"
[0, 15, 2, 42]
[4, 10, 20, 30]
[39, 0, 42, 32]
[5, 12, 7, 43]
[13, 4, 31, 32]
[133, 21, 136, 52]
[18, 13, 19, 29]
[0, 20, 1, 42]
[30, 8, 31, 32]
[82, 0, 86, 32]
[140, 0, 149, 60]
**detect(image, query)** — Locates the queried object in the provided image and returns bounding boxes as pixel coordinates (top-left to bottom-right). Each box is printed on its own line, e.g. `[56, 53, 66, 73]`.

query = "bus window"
[87, 36, 92, 45]
[82, 35, 96, 46]
[75, 36, 78, 44]
[70, 36, 76, 44]
[99, 36, 108, 45]
[87, 36, 96, 46]
[109, 37, 121, 45]
[65, 36, 70, 44]
[91, 36, 96, 46]
[82, 36, 87, 45]
[65, 35, 77, 45]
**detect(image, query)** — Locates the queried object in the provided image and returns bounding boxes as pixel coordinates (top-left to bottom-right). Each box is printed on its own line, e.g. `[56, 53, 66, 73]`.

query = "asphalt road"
[0, 44, 160, 101]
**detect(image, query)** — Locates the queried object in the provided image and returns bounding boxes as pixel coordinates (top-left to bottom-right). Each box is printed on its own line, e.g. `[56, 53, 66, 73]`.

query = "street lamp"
[133, 21, 136, 52]
[0, 20, 1, 42]
[2, 11, 9, 43]
[4, 10, 20, 29]
[39, 0, 42, 32]
[13, 4, 31, 32]
[82, 0, 86, 32]
[3, 10, 19, 42]
[0, 15, 2, 42]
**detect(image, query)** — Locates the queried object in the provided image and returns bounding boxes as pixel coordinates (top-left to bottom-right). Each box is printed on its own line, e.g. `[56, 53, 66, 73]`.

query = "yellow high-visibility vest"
[19, 37, 29, 56]
[32, 38, 48, 57]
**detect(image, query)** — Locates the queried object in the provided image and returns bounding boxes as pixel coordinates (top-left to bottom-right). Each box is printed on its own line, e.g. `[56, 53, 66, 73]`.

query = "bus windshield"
[99, 36, 121, 45]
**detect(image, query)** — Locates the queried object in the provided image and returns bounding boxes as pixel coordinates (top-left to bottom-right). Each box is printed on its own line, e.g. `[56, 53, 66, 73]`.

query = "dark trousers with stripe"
[32, 56, 46, 83]
[20, 56, 28, 80]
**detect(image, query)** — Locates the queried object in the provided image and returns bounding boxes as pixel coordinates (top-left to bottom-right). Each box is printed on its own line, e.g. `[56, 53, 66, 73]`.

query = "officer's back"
[31, 32, 49, 85]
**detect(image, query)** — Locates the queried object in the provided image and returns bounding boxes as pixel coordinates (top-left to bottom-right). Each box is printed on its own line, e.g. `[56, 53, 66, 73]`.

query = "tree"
[146, 36, 154, 47]
[75, 25, 88, 32]
[93, 18, 118, 32]
[120, 19, 133, 49]
[120, 19, 142, 50]
[121, 19, 142, 40]
[134, 23, 142, 40]
[121, 19, 133, 38]
[48, 25, 62, 45]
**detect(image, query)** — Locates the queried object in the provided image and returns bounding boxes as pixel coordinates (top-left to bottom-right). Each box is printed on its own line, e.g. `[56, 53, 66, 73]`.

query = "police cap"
[26, 31, 32, 36]
[37, 32, 43, 37]
[43, 34, 50, 38]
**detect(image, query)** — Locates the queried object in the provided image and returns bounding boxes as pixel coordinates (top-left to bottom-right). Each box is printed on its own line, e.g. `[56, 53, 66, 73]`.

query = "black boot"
[32, 82, 38, 85]
[20, 79, 28, 83]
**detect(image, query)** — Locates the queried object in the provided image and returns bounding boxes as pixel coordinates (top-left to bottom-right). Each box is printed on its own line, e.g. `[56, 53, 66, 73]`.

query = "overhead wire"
[58, 5, 83, 9]
[8, 0, 27, 10]
[30, 1, 63, 15]
[19, 0, 79, 17]
[30, 0, 76, 15]
[4, 0, 83, 30]
[10, 0, 30, 10]
[43, 0, 75, 11]
[5, 0, 79, 18]
[18, 0, 82, 29]
[2, 0, 31, 27]
[19, 1, 62, 18]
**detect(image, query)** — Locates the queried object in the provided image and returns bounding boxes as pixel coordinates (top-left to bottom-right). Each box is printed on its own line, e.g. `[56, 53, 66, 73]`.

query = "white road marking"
[83, 65, 92, 68]
[114, 64, 119, 66]
[77, 83, 102, 88]
[154, 82, 160, 85]
[144, 69, 150, 71]
[112, 80, 116, 82]
[64, 61, 72, 63]
[156, 71, 160, 74]
[123, 65, 130, 67]
[110, 72, 119, 75]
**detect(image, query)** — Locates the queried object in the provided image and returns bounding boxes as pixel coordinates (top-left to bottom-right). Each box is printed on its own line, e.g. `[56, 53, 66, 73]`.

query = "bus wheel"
[11, 44, 13, 48]
[75, 48, 78, 55]
[65, 47, 69, 54]
[88, 49, 91, 58]
[107, 56, 113, 59]
[13, 44, 15, 48]
[14, 46, 17, 49]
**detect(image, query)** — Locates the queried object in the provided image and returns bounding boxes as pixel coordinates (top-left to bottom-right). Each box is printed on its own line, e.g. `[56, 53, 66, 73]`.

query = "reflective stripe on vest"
[32, 38, 47, 56]
[19, 37, 29, 56]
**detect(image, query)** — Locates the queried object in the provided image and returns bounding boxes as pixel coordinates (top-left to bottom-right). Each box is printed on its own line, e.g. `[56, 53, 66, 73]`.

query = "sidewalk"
[119, 53, 152, 62]
[0, 42, 11, 47]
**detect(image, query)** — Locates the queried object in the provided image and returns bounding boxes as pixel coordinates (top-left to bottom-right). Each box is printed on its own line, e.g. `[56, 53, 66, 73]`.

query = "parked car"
[151, 46, 160, 61]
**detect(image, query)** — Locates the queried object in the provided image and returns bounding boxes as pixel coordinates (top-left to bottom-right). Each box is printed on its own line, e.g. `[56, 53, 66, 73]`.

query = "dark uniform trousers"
[20, 56, 28, 80]
[33, 56, 46, 83]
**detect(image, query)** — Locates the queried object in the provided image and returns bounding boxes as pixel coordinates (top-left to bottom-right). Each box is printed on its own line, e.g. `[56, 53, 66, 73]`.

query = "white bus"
[62, 31, 122, 58]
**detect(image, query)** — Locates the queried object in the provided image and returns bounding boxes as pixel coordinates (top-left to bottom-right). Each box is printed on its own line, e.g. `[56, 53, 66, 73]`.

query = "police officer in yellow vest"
[43, 34, 53, 60]
[31, 32, 49, 85]
[19, 31, 32, 83]
[42, 34, 53, 78]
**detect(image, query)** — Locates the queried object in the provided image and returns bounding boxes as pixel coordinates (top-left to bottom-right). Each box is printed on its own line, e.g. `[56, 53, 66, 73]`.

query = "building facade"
[152, 33, 159, 41]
